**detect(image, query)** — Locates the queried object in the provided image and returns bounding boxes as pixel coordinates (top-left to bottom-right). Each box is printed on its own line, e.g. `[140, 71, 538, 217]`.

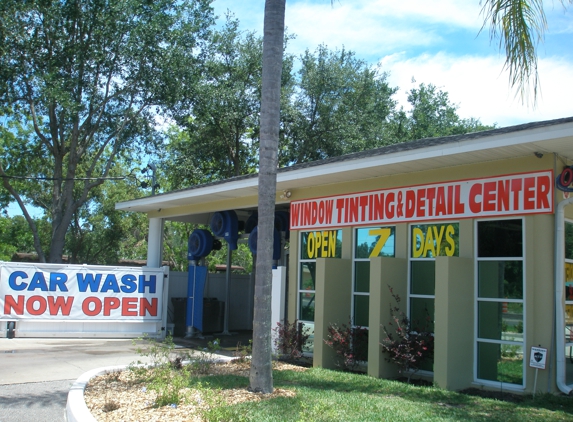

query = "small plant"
[190, 338, 221, 374]
[233, 340, 253, 362]
[324, 320, 368, 371]
[273, 320, 311, 361]
[380, 286, 434, 382]
[132, 333, 177, 368]
[102, 395, 120, 412]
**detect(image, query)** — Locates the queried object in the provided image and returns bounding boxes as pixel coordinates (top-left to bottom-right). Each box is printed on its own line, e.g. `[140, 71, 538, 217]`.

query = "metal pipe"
[554, 196, 573, 395]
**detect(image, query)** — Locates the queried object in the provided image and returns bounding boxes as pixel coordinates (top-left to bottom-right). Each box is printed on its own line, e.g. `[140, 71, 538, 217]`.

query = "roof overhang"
[116, 117, 573, 223]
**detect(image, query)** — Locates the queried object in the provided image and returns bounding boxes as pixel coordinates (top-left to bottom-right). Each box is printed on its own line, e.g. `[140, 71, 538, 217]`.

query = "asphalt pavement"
[0, 338, 155, 422]
[0, 333, 251, 422]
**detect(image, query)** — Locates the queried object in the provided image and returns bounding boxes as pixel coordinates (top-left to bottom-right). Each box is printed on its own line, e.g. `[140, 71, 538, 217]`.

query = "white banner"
[0, 263, 164, 321]
[290, 170, 554, 230]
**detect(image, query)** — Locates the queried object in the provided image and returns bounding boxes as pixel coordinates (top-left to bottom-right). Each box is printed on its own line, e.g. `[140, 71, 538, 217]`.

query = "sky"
[211, 0, 573, 128]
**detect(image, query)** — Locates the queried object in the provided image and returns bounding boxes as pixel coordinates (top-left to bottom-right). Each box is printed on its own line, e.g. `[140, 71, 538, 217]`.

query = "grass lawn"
[195, 366, 572, 422]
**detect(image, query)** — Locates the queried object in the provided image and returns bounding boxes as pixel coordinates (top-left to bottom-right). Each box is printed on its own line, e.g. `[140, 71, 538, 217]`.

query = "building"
[116, 116, 573, 395]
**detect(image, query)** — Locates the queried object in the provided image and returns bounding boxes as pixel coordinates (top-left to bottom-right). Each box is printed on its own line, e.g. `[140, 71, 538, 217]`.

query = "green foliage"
[390, 83, 494, 142]
[324, 320, 368, 371]
[273, 320, 311, 361]
[280, 45, 397, 165]
[0, 0, 214, 262]
[381, 286, 434, 381]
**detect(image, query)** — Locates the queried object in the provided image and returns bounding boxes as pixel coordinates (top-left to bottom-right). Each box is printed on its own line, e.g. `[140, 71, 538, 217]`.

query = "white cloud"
[381, 52, 573, 127]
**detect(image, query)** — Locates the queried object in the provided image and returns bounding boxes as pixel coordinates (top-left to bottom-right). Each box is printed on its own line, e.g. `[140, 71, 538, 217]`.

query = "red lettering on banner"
[26, 295, 46, 316]
[523, 177, 536, 210]
[47, 296, 73, 316]
[447, 185, 454, 214]
[122, 297, 138, 316]
[483, 181, 496, 212]
[416, 189, 426, 217]
[405, 190, 415, 218]
[290, 203, 300, 228]
[104, 297, 121, 316]
[140, 298, 158, 316]
[311, 202, 318, 225]
[426, 187, 436, 216]
[336, 198, 345, 223]
[360, 195, 368, 222]
[385, 192, 395, 219]
[325, 200, 334, 224]
[497, 180, 510, 211]
[435, 187, 446, 216]
[303, 202, 312, 226]
[469, 183, 482, 213]
[537, 175, 551, 209]
[454, 185, 465, 214]
[4, 295, 24, 315]
[83, 297, 102, 316]
[348, 197, 359, 223]
[374, 193, 384, 220]
[288, 171, 553, 229]
[511, 178, 522, 209]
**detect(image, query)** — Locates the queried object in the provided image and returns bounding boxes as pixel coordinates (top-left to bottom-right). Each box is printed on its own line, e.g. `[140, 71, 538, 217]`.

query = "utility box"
[171, 297, 187, 337]
[202, 298, 224, 333]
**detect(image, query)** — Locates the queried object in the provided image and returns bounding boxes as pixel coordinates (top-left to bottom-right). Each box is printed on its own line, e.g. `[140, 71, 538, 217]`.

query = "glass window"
[476, 218, 524, 388]
[352, 226, 395, 363]
[409, 223, 458, 373]
[298, 230, 342, 323]
[478, 219, 522, 258]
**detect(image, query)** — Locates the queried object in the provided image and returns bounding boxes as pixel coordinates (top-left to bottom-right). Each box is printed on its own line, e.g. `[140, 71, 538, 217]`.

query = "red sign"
[290, 171, 554, 230]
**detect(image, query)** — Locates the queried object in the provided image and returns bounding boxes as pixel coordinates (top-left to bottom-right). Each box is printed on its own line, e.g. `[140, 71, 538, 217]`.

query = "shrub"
[324, 320, 368, 371]
[273, 319, 311, 361]
[380, 286, 434, 382]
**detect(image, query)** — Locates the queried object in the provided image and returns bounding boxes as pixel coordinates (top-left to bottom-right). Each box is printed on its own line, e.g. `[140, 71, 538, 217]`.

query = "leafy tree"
[280, 46, 397, 165]
[481, 0, 572, 104]
[390, 83, 494, 142]
[166, 16, 262, 187]
[0, 0, 214, 262]
[0, 215, 49, 261]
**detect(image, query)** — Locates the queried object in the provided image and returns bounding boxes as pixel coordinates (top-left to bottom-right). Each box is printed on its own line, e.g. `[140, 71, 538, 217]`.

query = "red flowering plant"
[324, 320, 368, 371]
[272, 319, 311, 362]
[380, 286, 434, 383]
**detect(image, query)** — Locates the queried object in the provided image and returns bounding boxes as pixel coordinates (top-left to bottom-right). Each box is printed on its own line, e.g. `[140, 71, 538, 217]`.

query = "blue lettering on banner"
[138, 275, 156, 293]
[77, 273, 102, 292]
[8, 271, 28, 291]
[120, 274, 137, 293]
[49, 273, 68, 291]
[76, 273, 156, 293]
[100, 274, 120, 293]
[8, 271, 69, 292]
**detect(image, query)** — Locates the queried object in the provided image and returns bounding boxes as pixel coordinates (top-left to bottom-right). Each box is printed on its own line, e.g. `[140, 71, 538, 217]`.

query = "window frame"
[474, 217, 526, 390]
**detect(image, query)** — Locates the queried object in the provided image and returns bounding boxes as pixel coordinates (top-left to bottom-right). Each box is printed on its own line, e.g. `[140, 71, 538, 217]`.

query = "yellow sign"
[306, 231, 338, 259]
[368, 228, 393, 258]
[412, 224, 456, 258]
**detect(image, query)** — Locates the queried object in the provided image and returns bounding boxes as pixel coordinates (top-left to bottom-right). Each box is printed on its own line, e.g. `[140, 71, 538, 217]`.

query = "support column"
[368, 257, 407, 379]
[147, 218, 164, 268]
[313, 258, 352, 369]
[434, 256, 474, 390]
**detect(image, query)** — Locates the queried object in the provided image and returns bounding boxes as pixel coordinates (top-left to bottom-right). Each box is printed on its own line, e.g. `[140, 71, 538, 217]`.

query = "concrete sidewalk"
[0, 338, 154, 385]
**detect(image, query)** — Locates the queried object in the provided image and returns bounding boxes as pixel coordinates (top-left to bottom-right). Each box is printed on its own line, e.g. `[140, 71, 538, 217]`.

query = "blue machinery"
[185, 210, 289, 337]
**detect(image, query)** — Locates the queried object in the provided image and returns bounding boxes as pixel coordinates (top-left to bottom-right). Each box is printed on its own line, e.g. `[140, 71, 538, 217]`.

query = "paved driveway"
[0, 338, 153, 422]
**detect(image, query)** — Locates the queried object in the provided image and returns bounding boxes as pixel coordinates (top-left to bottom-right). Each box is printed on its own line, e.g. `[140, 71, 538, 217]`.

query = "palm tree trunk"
[249, 0, 285, 394]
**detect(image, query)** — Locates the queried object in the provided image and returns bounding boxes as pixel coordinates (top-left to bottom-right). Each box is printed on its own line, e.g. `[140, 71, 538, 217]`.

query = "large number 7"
[368, 228, 392, 258]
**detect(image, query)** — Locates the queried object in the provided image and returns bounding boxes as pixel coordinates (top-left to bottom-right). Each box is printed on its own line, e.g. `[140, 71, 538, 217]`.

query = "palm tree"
[249, 0, 285, 394]
[481, 0, 571, 105]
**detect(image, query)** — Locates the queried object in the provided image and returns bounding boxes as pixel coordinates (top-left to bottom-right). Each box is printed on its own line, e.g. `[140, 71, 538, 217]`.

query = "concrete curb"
[65, 356, 235, 422]
[65, 365, 126, 422]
